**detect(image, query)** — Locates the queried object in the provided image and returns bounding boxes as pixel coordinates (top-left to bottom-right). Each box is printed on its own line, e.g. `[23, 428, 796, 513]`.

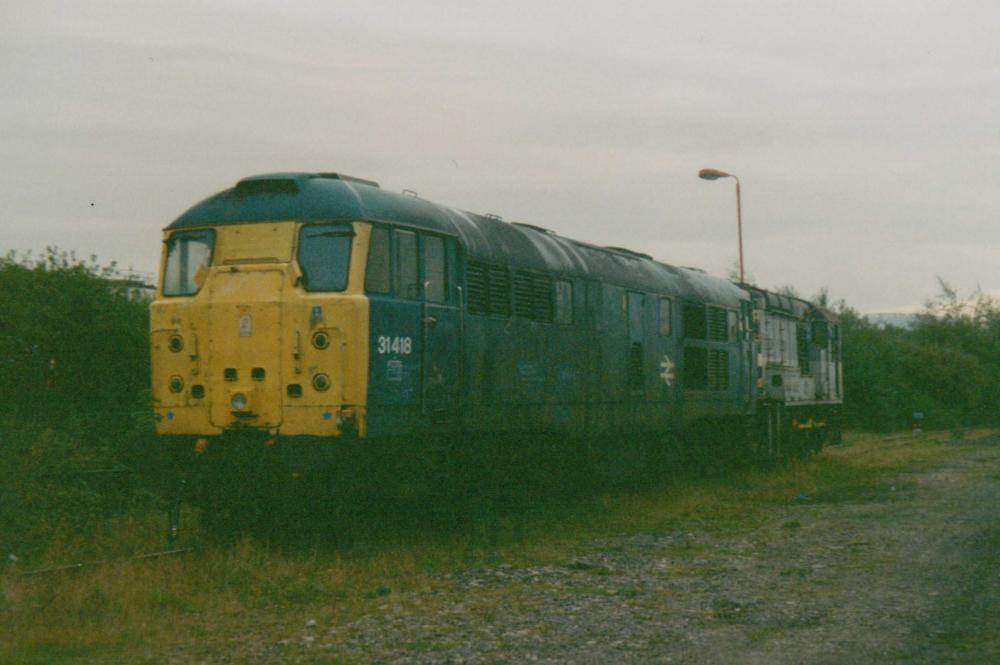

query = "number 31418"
[377, 335, 412, 355]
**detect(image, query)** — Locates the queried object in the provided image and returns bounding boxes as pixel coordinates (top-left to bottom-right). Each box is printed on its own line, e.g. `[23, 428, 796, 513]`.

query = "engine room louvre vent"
[466, 261, 511, 317]
[708, 349, 729, 390]
[797, 325, 810, 373]
[513, 273, 532, 317]
[466, 262, 488, 313]
[628, 342, 644, 392]
[487, 267, 511, 316]
[513, 271, 554, 322]
[708, 306, 729, 342]
[683, 346, 708, 389]
[683, 303, 707, 340]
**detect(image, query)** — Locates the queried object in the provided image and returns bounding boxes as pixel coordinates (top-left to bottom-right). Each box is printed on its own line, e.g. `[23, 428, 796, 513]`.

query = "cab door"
[420, 234, 461, 421]
[366, 227, 422, 435]
[365, 227, 461, 435]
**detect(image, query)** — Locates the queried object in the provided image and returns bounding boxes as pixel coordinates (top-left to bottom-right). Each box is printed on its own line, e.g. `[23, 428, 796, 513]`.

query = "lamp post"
[698, 168, 744, 283]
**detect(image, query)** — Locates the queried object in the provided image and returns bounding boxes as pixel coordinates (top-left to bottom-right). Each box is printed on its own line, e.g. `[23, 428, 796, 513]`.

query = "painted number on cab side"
[377, 335, 413, 355]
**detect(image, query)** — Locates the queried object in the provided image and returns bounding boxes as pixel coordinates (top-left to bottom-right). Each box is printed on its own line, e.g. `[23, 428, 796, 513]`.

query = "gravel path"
[175, 436, 1000, 664]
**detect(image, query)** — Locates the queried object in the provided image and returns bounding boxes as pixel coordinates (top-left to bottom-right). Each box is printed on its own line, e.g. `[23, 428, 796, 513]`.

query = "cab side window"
[658, 297, 672, 335]
[554, 280, 573, 324]
[395, 230, 419, 299]
[423, 235, 447, 303]
[365, 226, 391, 294]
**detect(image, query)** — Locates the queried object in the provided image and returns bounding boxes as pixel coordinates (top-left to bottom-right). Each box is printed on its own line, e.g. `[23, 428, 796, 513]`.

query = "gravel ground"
[172, 435, 1000, 664]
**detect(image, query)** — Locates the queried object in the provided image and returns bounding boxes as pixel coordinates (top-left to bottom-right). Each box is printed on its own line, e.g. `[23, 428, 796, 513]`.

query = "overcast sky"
[2, 1, 998, 311]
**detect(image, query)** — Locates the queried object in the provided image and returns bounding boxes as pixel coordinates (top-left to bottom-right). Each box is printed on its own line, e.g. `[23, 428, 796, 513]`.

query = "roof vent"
[606, 246, 652, 260]
[512, 222, 554, 235]
[315, 173, 380, 188]
[484, 213, 503, 222]
[233, 177, 300, 197]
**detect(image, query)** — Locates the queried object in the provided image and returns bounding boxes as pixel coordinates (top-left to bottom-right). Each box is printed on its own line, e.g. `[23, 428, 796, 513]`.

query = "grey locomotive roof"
[168, 172, 746, 308]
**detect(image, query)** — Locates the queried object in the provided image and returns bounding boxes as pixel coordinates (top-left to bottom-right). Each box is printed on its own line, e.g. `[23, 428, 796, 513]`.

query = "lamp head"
[698, 168, 732, 181]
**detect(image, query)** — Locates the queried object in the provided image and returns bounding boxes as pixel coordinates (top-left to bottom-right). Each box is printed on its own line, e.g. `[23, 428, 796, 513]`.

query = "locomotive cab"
[150, 218, 371, 439]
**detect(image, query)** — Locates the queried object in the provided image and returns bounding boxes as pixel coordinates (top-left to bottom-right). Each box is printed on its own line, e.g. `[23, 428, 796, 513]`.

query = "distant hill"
[865, 312, 918, 329]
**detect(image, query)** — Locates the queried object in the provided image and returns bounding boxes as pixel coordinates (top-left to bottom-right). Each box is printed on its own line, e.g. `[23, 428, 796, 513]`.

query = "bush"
[0, 249, 154, 560]
[837, 281, 1000, 432]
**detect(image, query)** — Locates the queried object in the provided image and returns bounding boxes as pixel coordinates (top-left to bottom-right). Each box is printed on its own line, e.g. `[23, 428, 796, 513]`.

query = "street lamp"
[698, 168, 744, 283]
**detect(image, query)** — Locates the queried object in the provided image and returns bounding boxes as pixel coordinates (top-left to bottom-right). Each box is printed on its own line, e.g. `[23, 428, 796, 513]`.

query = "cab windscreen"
[163, 229, 214, 296]
[298, 224, 353, 292]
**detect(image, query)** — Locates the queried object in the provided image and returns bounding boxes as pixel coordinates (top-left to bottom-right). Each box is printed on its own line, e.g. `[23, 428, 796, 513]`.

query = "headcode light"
[169, 376, 184, 393]
[312, 373, 331, 392]
[168, 335, 184, 353]
[312, 331, 330, 350]
[231, 392, 249, 411]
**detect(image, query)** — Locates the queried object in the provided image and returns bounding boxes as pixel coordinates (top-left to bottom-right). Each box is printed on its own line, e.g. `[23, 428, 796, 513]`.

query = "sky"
[2, 1, 998, 312]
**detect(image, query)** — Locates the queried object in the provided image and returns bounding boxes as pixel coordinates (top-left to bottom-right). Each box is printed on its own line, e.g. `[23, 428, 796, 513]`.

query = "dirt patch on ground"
[171, 435, 1000, 664]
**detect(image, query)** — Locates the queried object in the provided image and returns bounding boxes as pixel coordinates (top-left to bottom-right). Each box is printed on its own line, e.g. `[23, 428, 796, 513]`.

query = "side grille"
[708, 349, 729, 390]
[628, 343, 644, 392]
[513, 271, 553, 322]
[708, 306, 729, 341]
[467, 261, 511, 317]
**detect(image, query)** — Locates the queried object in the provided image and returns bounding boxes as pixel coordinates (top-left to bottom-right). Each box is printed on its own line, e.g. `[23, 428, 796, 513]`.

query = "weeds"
[1, 429, 978, 663]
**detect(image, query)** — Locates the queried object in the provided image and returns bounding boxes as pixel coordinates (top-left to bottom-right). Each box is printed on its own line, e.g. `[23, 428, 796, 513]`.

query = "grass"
[894, 501, 1000, 661]
[1, 428, 990, 663]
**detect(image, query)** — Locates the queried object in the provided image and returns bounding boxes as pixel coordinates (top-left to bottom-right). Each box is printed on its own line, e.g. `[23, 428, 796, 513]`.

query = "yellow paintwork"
[791, 417, 827, 430]
[151, 221, 371, 438]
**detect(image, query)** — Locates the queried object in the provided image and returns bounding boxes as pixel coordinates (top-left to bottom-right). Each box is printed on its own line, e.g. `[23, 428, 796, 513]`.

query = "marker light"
[312, 373, 331, 392]
[231, 392, 249, 411]
[169, 375, 184, 393]
[312, 331, 330, 350]
[168, 335, 184, 352]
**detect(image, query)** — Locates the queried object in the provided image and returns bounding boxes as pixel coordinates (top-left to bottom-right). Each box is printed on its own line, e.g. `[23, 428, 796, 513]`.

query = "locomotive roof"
[742, 284, 839, 322]
[169, 172, 747, 307]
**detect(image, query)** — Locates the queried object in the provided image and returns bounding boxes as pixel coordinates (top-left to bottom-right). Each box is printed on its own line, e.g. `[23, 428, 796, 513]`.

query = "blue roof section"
[169, 172, 459, 233]
[168, 172, 746, 307]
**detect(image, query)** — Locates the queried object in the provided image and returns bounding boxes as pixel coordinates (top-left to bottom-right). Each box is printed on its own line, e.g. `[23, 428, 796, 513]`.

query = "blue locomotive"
[151, 172, 841, 502]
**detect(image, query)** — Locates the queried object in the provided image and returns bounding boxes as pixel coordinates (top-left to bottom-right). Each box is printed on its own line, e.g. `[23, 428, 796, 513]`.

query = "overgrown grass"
[1, 429, 985, 663]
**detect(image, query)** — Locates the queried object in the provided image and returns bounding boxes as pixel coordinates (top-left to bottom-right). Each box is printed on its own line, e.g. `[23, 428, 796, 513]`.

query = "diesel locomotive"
[151, 172, 842, 490]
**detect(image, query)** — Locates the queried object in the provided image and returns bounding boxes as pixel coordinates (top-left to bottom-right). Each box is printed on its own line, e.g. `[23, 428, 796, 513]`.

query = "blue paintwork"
[364, 235, 462, 438]
[365, 295, 423, 437]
